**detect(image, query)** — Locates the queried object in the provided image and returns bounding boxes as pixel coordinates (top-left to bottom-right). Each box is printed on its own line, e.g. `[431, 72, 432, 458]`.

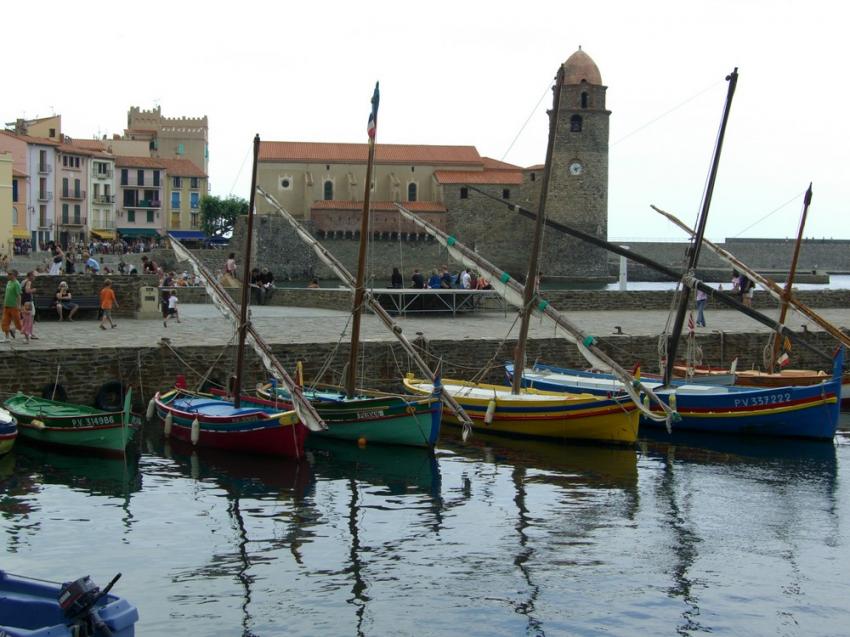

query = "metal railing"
[38, 164, 52, 175]
[59, 216, 87, 226]
[61, 189, 86, 200]
[37, 191, 53, 202]
[93, 194, 115, 204]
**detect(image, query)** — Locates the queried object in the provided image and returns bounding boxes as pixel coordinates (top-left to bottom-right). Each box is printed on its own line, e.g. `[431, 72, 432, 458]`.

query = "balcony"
[37, 191, 53, 202]
[60, 216, 87, 227]
[61, 189, 86, 201]
[93, 194, 115, 205]
[38, 164, 52, 175]
[134, 199, 161, 209]
[93, 168, 114, 179]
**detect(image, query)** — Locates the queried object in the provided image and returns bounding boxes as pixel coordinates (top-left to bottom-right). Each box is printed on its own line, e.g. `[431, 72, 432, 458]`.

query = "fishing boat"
[403, 376, 639, 443]
[255, 384, 442, 447]
[153, 388, 308, 457]
[255, 84, 475, 446]
[154, 135, 325, 461]
[653, 190, 850, 408]
[0, 406, 17, 455]
[0, 570, 138, 637]
[393, 62, 679, 443]
[507, 348, 843, 440]
[3, 391, 135, 457]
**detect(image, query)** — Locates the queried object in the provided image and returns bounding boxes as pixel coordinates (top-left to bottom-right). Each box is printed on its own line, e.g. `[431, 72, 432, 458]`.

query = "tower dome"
[561, 47, 602, 85]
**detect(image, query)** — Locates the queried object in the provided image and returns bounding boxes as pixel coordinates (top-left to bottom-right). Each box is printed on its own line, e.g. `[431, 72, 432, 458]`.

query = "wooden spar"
[511, 65, 565, 394]
[233, 134, 261, 408]
[346, 83, 380, 399]
[466, 185, 834, 363]
[769, 183, 812, 372]
[652, 204, 849, 354]
[255, 186, 474, 433]
[663, 68, 738, 387]
[393, 202, 678, 425]
[168, 234, 326, 431]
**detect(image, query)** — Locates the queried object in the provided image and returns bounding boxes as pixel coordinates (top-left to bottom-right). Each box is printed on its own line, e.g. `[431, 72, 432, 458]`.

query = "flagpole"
[345, 82, 380, 399]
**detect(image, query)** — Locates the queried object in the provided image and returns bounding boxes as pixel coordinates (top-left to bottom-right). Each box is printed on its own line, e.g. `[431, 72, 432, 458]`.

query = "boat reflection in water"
[636, 428, 838, 636]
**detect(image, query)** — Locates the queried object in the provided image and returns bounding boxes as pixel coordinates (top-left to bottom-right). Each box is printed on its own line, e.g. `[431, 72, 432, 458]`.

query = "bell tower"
[543, 47, 611, 280]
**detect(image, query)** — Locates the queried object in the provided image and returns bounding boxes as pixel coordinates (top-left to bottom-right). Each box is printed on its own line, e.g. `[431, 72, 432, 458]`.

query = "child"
[21, 301, 34, 343]
[164, 290, 180, 327]
[99, 279, 119, 330]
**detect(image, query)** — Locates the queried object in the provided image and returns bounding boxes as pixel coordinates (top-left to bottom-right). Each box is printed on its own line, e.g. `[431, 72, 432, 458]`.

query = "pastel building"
[89, 153, 116, 241]
[114, 156, 165, 239]
[0, 153, 12, 257]
[55, 142, 90, 246]
[160, 158, 208, 239]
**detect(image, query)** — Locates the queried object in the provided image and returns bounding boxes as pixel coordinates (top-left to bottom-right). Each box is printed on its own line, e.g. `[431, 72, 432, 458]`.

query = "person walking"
[164, 290, 180, 327]
[99, 279, 119, 330]
[2, 270, 23, 343]
[21, 301, 34, 343]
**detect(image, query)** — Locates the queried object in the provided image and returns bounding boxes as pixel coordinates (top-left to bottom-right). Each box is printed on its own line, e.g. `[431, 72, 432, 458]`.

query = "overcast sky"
[4, 0, 846, 242]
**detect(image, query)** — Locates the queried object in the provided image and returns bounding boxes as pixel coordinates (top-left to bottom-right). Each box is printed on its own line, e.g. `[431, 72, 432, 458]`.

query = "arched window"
[581, 92, 589, 108]
[570, 115, 583, 132]
[323, 180, 333, 200]
[407, 182, 418, 202]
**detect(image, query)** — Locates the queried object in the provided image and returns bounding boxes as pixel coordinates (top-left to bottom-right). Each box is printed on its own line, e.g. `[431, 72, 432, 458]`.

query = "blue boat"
[0, 406, 17, 455]
[505, 346, 844, 440]
[0, 570, 138, 636]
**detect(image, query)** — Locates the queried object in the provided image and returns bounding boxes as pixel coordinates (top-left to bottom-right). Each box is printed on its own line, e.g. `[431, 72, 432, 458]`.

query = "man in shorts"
[2, 270, 22, 342]
[99, 279, 119, 330]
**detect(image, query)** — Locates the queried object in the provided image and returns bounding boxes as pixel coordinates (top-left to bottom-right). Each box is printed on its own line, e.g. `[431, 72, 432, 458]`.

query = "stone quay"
[0, 276, 846, 410]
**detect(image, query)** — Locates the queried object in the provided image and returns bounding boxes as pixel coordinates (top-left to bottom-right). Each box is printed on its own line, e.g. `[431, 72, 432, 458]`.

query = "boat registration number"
[733, 393, 792, 408]
[356, 410, 385, 420]
[70, 416, 117, 427]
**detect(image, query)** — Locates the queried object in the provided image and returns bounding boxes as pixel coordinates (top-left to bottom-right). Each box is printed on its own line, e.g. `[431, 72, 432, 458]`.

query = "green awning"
[116, 228, 162, 238]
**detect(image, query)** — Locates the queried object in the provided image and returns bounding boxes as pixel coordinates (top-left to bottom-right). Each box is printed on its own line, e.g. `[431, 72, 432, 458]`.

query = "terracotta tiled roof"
[480, 156, 523, 171]
[57, 143, 94, 157]
[71, 139, 109, 151]
[260, 141, 481, 166]
[433, 170, 523, 185]
[310, 200, 447, 213]
[114, 155, 166, 169]
[12, 168, 28, 177]
[157, 158, 207, 178]
[0, 130, 60, 146]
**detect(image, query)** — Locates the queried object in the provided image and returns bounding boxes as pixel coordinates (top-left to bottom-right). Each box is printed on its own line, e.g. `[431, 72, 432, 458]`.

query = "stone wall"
[1, 274, 160, 318]
[0, 330, 840, 411]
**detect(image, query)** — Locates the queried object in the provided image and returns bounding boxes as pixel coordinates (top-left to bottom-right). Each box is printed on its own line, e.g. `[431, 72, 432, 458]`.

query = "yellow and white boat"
[403, 376, 639, 444]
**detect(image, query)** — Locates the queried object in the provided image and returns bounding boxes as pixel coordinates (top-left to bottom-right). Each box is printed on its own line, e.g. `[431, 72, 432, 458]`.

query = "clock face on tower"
[569, 161, 583, 176]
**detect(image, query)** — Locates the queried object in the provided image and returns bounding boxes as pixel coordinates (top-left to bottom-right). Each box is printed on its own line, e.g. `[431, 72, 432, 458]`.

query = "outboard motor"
[58, 573, 122, 637]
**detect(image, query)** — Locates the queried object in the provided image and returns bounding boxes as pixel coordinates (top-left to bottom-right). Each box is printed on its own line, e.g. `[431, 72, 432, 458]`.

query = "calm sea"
[2, 420, 849, 636]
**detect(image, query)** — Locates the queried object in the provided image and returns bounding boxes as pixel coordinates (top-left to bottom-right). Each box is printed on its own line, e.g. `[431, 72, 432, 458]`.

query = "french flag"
[367, 82, 380, 140]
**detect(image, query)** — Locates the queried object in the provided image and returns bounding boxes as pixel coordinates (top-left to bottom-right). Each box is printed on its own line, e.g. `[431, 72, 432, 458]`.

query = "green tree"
[200, 195, 249, 238]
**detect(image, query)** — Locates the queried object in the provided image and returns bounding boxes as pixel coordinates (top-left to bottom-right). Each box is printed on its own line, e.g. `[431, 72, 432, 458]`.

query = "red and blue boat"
[0, 407, 17, 455]
[506, 347, 844, 440]
[153, 389, 309, 460]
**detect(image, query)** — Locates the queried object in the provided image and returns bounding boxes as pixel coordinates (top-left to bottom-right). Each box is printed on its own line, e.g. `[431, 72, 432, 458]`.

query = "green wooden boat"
[254, 384, 442, 448]
[3, 390, 136, 457]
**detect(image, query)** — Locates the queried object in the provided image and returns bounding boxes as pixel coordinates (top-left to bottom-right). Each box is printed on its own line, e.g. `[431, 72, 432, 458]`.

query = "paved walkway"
[4, 304, 847, 352]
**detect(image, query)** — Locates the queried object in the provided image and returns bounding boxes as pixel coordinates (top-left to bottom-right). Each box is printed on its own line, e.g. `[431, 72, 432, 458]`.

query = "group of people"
[2, 270, 122, 342]
[693, 269, 756, 328]
[401, 266, 492, 291]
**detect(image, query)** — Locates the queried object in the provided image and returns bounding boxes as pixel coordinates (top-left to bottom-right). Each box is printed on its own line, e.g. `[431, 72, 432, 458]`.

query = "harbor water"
[2, 419, 849, 636]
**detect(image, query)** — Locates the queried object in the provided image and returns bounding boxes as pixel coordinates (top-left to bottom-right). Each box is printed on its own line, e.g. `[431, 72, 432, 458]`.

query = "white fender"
[164, 411, 173, 435]
[484, 399, 496, 425]
[191, 417, 200, 445]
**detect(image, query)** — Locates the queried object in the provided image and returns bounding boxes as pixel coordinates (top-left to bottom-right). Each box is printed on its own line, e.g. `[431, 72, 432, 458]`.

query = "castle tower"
[543, 47, 610, 280]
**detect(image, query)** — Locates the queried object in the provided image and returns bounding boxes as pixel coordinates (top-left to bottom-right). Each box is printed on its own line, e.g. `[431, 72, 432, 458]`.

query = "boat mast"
[233, 134, 261, 408]
[769, 183, 812, 372]
[511, 66, 565, 394]
[345, 83, 380, 399]
[662, 68, 738, 386]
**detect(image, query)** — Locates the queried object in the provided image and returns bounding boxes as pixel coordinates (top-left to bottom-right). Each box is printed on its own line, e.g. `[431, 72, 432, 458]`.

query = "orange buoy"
[358, 437, 367, 447]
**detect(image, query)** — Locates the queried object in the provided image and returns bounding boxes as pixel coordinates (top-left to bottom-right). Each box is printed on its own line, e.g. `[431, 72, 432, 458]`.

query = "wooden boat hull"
[0, 570, 139, 637]
[3, 394, 135, 457]
[256, 385, 442, 447]
[403, 377, 639, 443]
[154, 389, 309, 460]
[511, 355, 843, 440]
[0, 408, 17, 456]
